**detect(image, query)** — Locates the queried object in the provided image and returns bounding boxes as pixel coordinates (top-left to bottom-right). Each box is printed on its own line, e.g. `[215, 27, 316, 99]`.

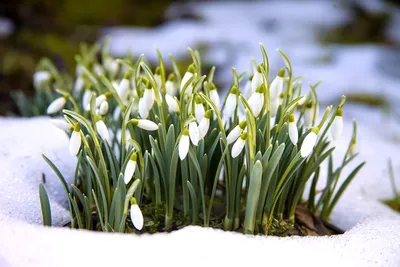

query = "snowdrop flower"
[232, 132, 248, 158]
[199, 110, 212, 139]
[154, 67, 162, 90]
[166, 73, 176, 96]
[117, 72, 131, 101]
[209, 83, 220, 109]
[180, 64, 195, 94]
[165, 94, 180, 113]
[74, 75, 85, 92]
[95, 93, 108, 108]
[297, 94, 306, 106]
[301, 127, 319, 157]
[33, 71, 51, 89]
[189, 120, 200, 146]
[83, 87, 94, 111]
[331, 108, 343, 140]
[138, 97, 150, 119]
[130, 119, 159, 131]
[50, 119, 71, 131]
[227, 120, 247, 144]
[288, 114, 298, 145]
[224, 86, 239, 119]
[270, 96, 280, 118]
[69, 123, 81, 156]
[251, 64, 263, 93]
[349, 141, 358, 156]
[179, 128, 190, 160]
[98, 101, 109, 115]
[270, 68, 285, 100]
[195, 95, 205, 123]
[95, 116, 110, 142]
[130, 198, 143, 231]
[104, 56, 119, 78]
[47, 96, 67, 114]
[113, 105, 122, 120]
[143, 85, 155, 110]
[124, 153, 137, 184]
[248, 84, 265, 117]
[304, 102, 314, 128]
[244, 75, 253, 99]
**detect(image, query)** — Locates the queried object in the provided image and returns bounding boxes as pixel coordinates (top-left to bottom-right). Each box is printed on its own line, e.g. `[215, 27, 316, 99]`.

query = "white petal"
[117, 78, 130, 101]
[289, 122, 298, 145]
[180, 72, 193, 93]
[130, 204, 144, 230]
[96, 120, 110, 142]
[166, 80, 176, 96]
[113, 105, 122, 120]
[138, 119, 159, 131]
[50, 119, 71, 131]
[165, 94, 179, 113]
[248, 92, 264, 117]
[179, 135, 190, 160]
[251, 71, 262, 93]
[198, 118, 210, 139]
[124, 160, 137, 184]
[270, 76, 283, 100]
[189, 122, 200, 146]
[99, 101, 109, 115]
[301, 132, 317, 157]
[143, 88, 154, 110]
[138, 98, 150, 119]
[227, 125, 241, 144]
[195, 103, 205, 123]
[244, 80, 252, 99]
[224, 93, 237, 118]
[47, 97, 67, 114]
[331, 116, 343, 140]
[270, 97, 280, 117]
[231, 137, 246, 158]
[304, 108, 313, 128]
[155, 75, 162, 90]
[83, 91, 94, 111]
[34, 71, 51, 88]
[350, 143, 358, 156]
[69, 131, 81, 156]
[95, 95, 107, 108]
[74, 76, 84, 92]
[209, 90, 220, 109]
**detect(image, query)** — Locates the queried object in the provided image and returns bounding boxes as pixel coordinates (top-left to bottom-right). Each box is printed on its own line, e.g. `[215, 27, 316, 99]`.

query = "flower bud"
[179, 128, 190, 160]
[331, 108, 343, 140]
[195, 95, 205, 123]
[69, 123, 81, 156]
[130, 198, 143, 231]
[301, 127, 319, 157]
[288, 114, 298, 145]
[47, 96, 67, 114]
[232, 132, 248, 158]
[124, 153, 137, 184]
[130, 119, 159, 131]
[248, 84, 265, 117]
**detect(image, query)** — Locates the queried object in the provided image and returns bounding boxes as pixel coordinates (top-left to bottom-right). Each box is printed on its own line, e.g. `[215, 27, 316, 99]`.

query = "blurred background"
[1, 0, 400, 119]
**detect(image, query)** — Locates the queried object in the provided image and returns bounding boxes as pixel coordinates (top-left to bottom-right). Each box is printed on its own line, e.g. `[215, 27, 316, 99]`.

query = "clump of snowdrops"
[38, 42, 365, 235]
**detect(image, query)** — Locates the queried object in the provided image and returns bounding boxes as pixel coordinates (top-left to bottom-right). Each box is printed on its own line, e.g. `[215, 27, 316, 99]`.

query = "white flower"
[95, 94, 107, 108]
[331, 109, 343, 140]
[83, 90, 94, 111]
[224, 87, 238, 119]
[288, 115, 298, 145]
[195, 96, 205, 123]
[98, 101, 109, 115]
[113, 105, 122, 120]
[130, 203, 144, 230]
[138, 97, 150, 119]
[33, 71, 51, 88]
[227, 120, 247, 144]
[199, 110, 212, 139]
[270, 96, 280, 118]
[166, 73, 176, 96]
[93, 64, 104, 76]
[180, 64, 195, 94]
[131, 119, 159, 131]
[189, 121, 200, 146]
[251, 65, 263, 93]
[124, 153, 137, 184]
[270, 69, 285, 100]
[117, 73, 131, 101]
[165, 94, 180, 113]
[209, 86, 220, 109]
[69, 123, 81, 156]
[50, 119, 71, 131]
[349, 142, 358, 156]
[104, 57, 119, 77]
[179, 129, 190, 160]
[47, 97, 67, 114]
[301, 129, 318, 157]
[143, 87, 155, 110]
[244, 75, 252, 99]
[74, 76, 85, 92]
[304, 103, 314, 128]
[96, 119, 110, 142]
[297, 94, 306, 106]
[247, 84, 265, 117]
[231, 132, 248, 158]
